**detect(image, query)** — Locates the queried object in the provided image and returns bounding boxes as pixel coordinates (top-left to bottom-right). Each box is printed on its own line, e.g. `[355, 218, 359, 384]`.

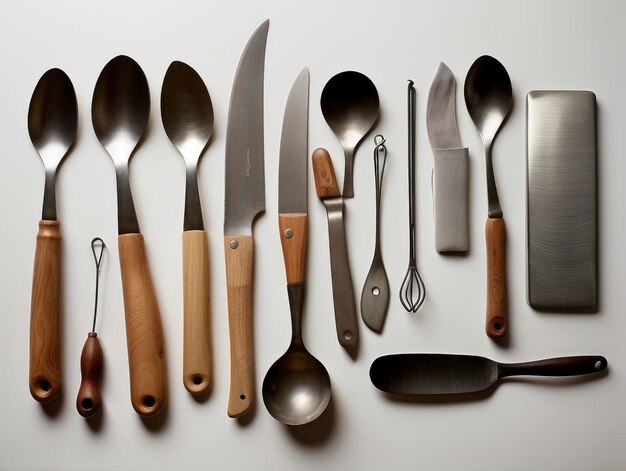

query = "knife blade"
[223, 19, 269, 418]
[426, 62, 462, 150]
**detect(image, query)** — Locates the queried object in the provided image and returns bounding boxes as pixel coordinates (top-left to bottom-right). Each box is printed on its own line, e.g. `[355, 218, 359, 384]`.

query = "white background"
[1, 1, 624, 470]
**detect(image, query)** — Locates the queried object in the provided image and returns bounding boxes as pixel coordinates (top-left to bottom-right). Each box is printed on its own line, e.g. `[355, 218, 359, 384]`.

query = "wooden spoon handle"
[182, 230, 212, 395]
[29, 220, 62, 403]
[486, 218, 507, 339]
[118, 233, 167, 417]
[224, 235, 255, 418]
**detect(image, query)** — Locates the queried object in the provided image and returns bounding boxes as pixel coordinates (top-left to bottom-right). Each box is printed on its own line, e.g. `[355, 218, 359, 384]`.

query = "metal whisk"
[400, 80, 426, 312]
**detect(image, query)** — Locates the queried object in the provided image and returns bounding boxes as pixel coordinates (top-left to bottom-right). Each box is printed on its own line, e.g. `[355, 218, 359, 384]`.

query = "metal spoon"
[92, 55, 167, 416]
[321, 71, 379, 198]
[27, 68, 77, 403]
[161, 61, 214, 395]
[464, 55, 513, 340]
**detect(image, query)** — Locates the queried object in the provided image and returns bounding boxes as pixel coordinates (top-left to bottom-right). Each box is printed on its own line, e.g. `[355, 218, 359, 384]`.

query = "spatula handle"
[486, 217, 507, 339]
[224, 234, 255, 418]
[499, 356, 608, 377]
[29, 220, 62, 403]
[118, 233, 167, 417]
[182, 230, 212, 395]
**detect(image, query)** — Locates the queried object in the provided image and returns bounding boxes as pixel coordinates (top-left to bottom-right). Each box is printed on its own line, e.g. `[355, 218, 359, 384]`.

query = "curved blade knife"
[223, 19, 269, 418]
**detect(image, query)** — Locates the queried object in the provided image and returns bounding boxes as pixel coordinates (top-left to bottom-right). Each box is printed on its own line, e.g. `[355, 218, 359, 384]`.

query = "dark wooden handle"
[29, 220, 62, 403]
[224, 235, 255, 418]
[499, 356, 608, 377]
[485, 218, 507, 339]
[278, 214, 307, 283]
[312, 148, 341, 199]
[76, 333, 103, 418]
[118, 233, 167, 417]
[182, 230, 212, 395]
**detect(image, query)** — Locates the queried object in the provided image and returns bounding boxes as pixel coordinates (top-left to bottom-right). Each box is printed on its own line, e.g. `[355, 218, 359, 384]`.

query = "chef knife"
[223, 19, 269, 418]
[370, 354, 607, 395]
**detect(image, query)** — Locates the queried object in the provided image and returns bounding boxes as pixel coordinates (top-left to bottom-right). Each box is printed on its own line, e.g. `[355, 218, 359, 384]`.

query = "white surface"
[1, 1, 625, 470]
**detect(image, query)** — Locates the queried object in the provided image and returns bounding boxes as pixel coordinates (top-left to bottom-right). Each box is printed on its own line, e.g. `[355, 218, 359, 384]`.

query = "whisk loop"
[400, 80, 426, 312]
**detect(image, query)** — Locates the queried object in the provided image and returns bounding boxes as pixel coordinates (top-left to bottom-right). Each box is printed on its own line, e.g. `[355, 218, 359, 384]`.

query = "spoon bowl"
[262, 344, 331, 426]
[321, 71, 379, 198]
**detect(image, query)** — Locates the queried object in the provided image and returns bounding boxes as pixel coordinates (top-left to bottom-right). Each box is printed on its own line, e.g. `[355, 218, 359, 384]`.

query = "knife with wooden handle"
[223, 20, 269, 418]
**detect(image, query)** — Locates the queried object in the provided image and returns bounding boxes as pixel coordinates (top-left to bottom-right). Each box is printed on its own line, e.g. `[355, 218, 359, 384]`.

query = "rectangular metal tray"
[526, 90, 597, 310]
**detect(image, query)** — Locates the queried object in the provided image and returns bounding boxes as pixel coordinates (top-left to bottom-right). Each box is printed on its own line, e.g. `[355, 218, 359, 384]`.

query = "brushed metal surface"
[224, 20, 269, 236]
[278, 68, 309, 215]
[526, 90, 597, 309]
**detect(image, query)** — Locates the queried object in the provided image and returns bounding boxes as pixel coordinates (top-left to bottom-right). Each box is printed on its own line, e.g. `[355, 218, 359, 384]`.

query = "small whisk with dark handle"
[400, 81, 426, 312]
[76, 237, 105, 418]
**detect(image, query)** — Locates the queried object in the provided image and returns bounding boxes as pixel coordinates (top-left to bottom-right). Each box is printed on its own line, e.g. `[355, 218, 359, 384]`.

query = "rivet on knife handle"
[29, 220, 62, 402]
[118, 234, 167, 417]
[312, 148, 358, 350]
[224, 235, 255, 417]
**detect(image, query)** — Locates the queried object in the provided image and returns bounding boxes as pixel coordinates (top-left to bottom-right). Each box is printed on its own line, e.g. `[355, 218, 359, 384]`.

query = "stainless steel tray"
[526, 90, 597, 310]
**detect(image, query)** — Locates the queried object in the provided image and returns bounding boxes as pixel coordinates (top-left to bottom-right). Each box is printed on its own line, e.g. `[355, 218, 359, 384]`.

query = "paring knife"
[223, 19, 269, 418]
[370, 354, 608, 395]
[312, 149, 359, 350]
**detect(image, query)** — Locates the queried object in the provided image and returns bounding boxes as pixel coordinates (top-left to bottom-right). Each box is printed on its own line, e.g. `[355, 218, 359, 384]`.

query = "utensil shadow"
[376, 386, 496, 405]
[236, 399, 258, 427]
[140, 399, 169, 432]
[283, 395, 336, 447]
[40, 390, 64, 417]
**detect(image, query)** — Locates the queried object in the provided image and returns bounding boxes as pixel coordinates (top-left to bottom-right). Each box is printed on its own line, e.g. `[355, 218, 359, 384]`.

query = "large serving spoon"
[27, 68, 77, 403]
[464, 55, 512, 340]
[161, 61, 214, 395]
[321, 71, 379, 198]
[92, 55, 167, 416]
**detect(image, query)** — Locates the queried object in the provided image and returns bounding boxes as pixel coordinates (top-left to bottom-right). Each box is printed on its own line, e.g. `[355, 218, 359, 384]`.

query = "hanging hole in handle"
[142, 396, 156, 408]
[81, 398, 94, 410]
[595, 361, 602, 370]
[38, 380, 51, 392]
[344, 330, 353, 341]
[193, 376, 203, 385]
[493, 322, 502, 330]
[240, 394, 246, 401]
[372, 287, 380, 296]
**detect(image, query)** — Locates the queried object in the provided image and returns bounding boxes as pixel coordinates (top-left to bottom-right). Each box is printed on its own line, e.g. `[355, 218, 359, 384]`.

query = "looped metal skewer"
[90, 237, 106, 333]
[373, 134, 387, 202]
[400, 80, 426, 312]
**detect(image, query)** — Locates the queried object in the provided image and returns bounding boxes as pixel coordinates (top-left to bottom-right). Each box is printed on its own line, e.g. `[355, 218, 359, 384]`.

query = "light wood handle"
[182, 230, 212, 395]
[278, 214, 307, 283]
[118, 233, 167, 416]
[224, 235, 255, 418]
[312, 148, 341, 198]
[76, 332, 103, 418]
[29, 220, 62, 403]
[486, 218, 507, 339]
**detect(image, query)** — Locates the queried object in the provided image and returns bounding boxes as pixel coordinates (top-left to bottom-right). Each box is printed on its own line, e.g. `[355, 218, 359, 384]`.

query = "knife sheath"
[433, 148, 469, 253]
[526, 90, 597, 310]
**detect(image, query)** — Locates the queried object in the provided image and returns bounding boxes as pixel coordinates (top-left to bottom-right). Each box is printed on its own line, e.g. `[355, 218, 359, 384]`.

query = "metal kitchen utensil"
[27, 68, 77, 403]
[92, 55, 167, 417]
[313, 148, 359, 350]
[161, 61, 214, 395]
[76, 238, 106, 418]
[223, 20, 269, 418]
[320, 71, 380, 198]
[370, 353, 608, 395]
[360, 135, 389, 333]
[262, 68, 331, 426]
[526, 91, 597, 310]
[399, 80, 426, 313]
[464, 55, 512, 339]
